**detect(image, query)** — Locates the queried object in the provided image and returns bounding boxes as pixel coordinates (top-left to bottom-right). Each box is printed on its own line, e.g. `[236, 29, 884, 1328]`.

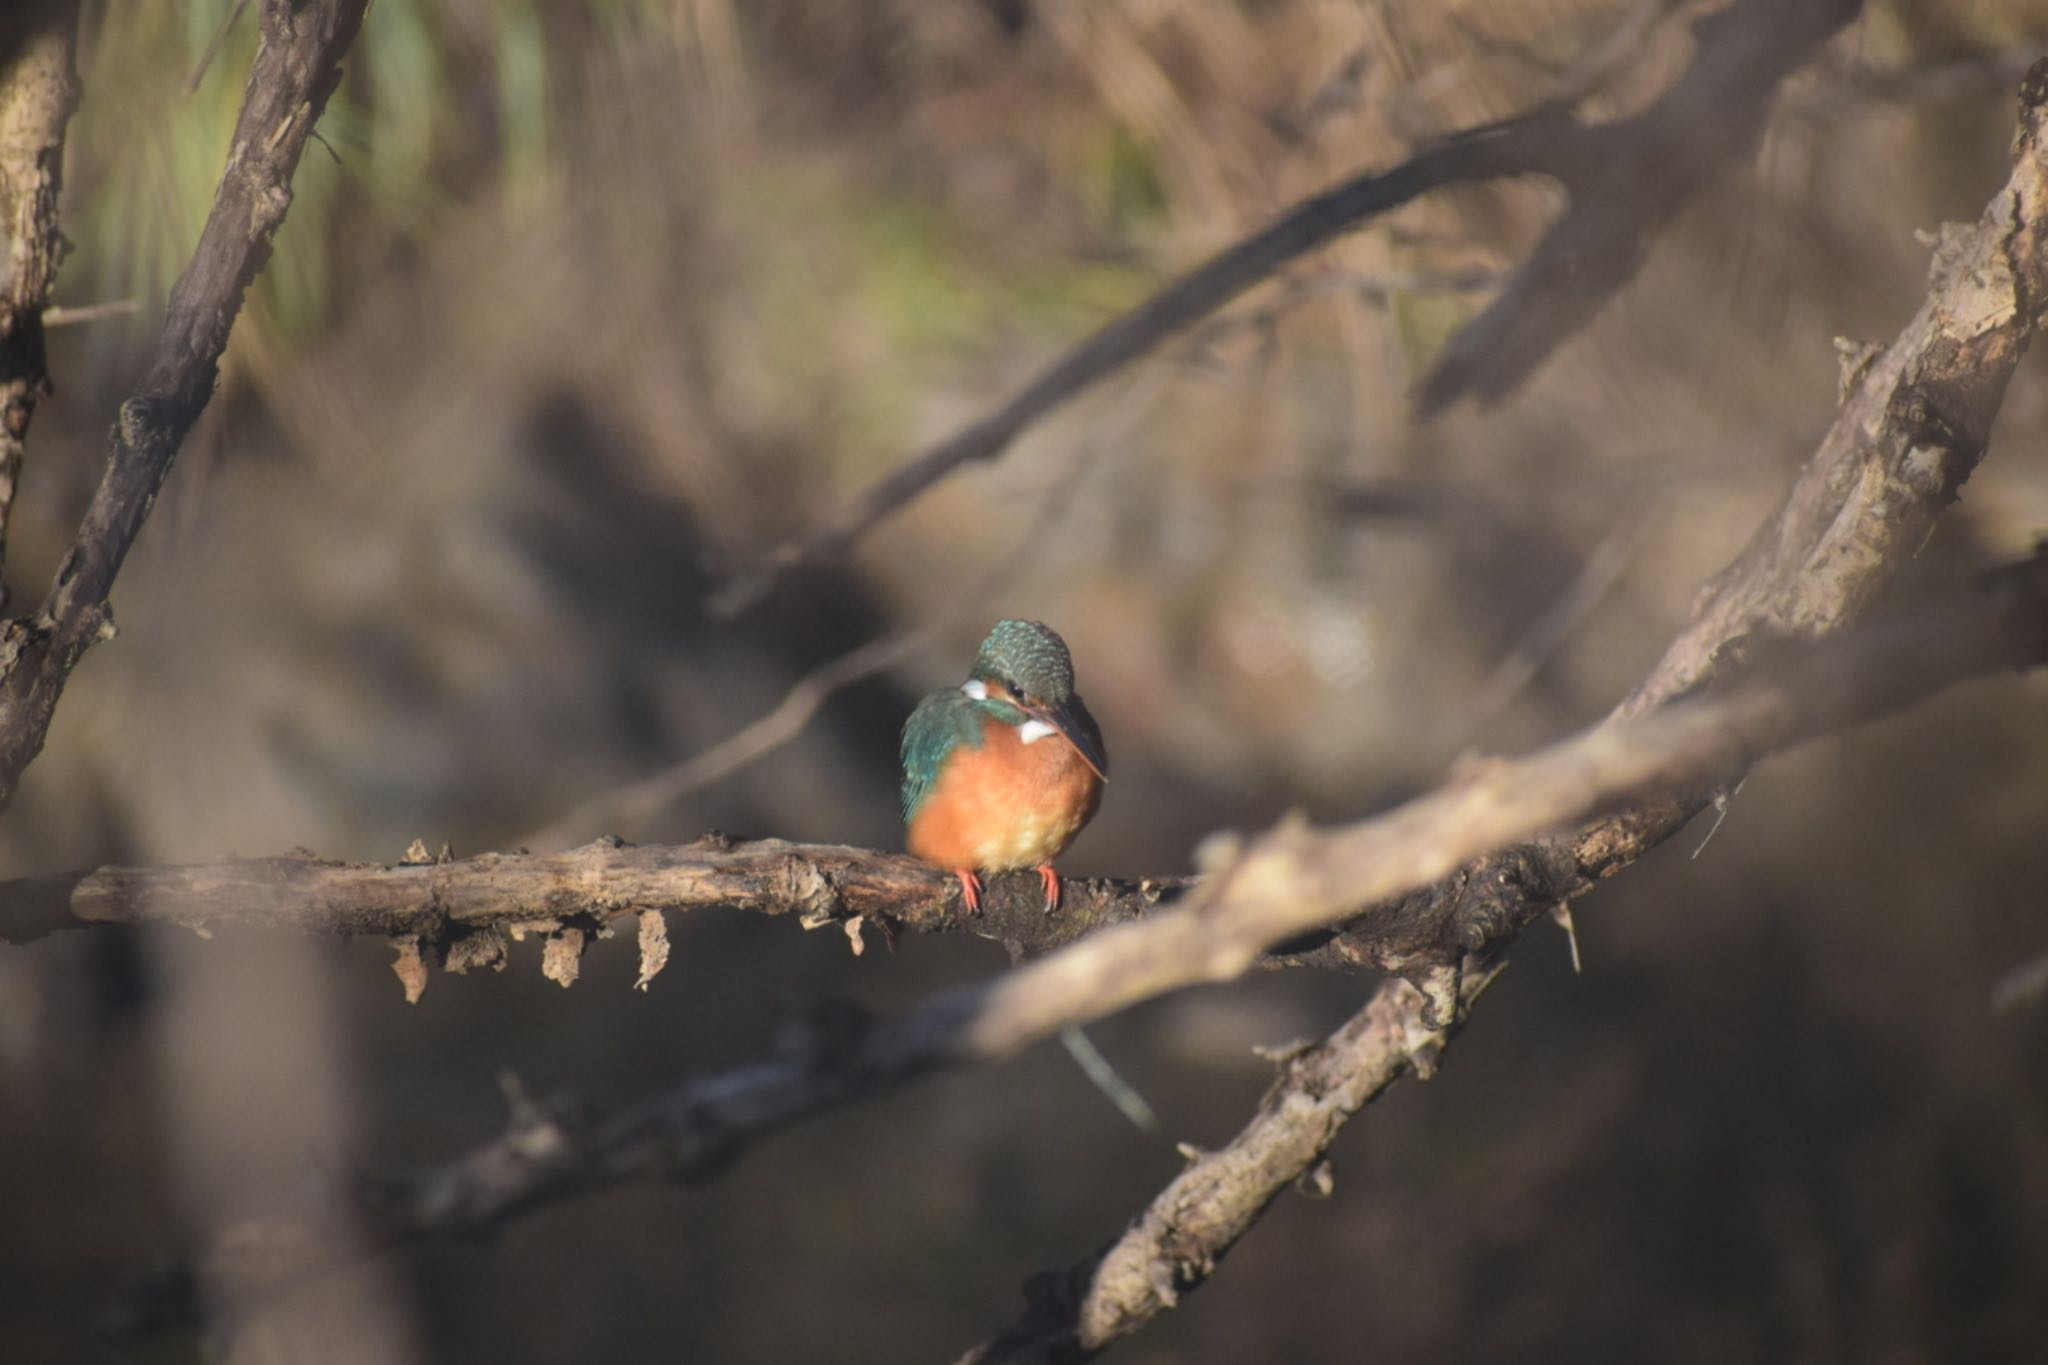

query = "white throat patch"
[1017, 718, 1059, 744]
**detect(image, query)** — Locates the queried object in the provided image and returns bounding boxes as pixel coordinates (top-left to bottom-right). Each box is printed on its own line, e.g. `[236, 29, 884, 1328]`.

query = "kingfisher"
[901, 619, 1108, 913]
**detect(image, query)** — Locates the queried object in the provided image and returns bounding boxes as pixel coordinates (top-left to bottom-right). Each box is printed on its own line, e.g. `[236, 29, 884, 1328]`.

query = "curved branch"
[0, 0, 370, 812]
[711, 0, 1858, 617]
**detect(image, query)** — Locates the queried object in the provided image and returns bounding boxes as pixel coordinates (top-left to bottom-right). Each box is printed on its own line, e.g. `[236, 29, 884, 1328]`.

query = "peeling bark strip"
[0, 0, 370, 812]
[0, 2, 79, 606]
[711, 0, 1860, 616]
[101, 550, 2048, 1337]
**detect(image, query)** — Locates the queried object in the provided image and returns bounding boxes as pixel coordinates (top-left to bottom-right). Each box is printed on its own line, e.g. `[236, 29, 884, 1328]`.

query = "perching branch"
[104, 545, 2048, 1337]
[711, 0, 1859, 616]
[0, 0, 370, 812]
[0, 0, 78, 608]
[0, 832, 1207, 984]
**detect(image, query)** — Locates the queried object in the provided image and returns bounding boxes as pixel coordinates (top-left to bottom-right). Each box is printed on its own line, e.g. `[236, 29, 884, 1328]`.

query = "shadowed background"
[3, 1, 2047, 1360]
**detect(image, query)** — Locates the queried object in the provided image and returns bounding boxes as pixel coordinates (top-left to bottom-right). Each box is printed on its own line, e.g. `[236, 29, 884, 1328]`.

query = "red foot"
[956, 869, 985, 914]
[1036, 864, 1063, 913]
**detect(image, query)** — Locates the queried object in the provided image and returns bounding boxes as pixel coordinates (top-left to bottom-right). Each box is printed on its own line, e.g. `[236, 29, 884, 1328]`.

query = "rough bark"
[0, 832, 1204, 983]
[0, 0, 78, 608]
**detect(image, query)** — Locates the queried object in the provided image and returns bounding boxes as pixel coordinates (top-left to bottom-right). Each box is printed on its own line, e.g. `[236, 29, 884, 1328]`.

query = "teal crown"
[973, 619, 1075, 703]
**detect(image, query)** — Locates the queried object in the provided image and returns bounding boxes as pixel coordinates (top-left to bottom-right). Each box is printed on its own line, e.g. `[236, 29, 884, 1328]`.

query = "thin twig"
[1991, 950, 2048, 1014]
[182, 0, 251, 96]
[1434, 510, 1652, 754]
[41, 298, 140, 326]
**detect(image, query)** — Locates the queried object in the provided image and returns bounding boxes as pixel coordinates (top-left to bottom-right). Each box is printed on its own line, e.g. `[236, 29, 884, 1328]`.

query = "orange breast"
[906, 715, 1103, 873]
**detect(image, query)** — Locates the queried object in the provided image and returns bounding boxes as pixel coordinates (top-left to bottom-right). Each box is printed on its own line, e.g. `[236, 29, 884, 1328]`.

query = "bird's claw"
[1037, 864, 1062, 914]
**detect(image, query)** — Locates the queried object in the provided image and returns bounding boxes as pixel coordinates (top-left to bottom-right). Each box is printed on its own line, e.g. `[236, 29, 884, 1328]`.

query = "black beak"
[1029, 698, 1108, 781]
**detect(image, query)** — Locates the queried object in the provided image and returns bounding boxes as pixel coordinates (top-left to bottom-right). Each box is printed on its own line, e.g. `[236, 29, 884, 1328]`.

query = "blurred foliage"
[67, 0, 564, 348]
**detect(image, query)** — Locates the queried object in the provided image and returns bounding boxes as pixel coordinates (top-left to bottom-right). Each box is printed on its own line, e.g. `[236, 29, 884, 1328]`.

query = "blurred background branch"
[715, 0, 1858, 615]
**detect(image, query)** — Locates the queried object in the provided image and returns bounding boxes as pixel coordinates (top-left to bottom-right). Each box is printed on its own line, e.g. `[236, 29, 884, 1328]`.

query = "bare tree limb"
[0, 0, 78, 609]
[961, 63, 2048, 1360]
[710, 0, 1859, 617]
[0, 831, 1204, 976]
[1413, 0, 1859, 413]
[957, 970, 1494, 1365]
[0, 0, 370, 812]
[1619, 169, 2043, 718]
[104, 545, 2048, 1338]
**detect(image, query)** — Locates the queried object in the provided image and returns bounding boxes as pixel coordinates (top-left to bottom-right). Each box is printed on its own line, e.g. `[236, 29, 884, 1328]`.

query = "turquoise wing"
[900, 690, 990, 824]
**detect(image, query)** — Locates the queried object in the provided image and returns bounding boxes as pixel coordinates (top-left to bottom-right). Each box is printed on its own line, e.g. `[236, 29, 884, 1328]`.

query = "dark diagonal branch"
[0, 0, 370, 812]
[1415, 0, 1858, 411]
[107, 546, 2048, 1337]
[712, 0, 1859, 616]
[0, 0, 78, 609]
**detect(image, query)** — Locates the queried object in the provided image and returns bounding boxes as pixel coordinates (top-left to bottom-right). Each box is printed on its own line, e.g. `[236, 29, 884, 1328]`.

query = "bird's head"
[966, 618, 1106, 780]
[971, 618, 1076, 706]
